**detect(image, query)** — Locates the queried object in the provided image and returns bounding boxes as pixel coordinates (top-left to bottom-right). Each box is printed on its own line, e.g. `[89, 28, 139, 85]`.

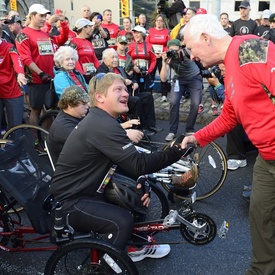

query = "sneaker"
[227, 159, 247, 170]
[128, 244, 171, 262]
[243, 184, 252, 191]
[185, 131, 195, 136]
[198, 104, 204, 114]
[211, 105, 219, 116]
[161, 96, 167, 102]
[165, 133, 175, 142]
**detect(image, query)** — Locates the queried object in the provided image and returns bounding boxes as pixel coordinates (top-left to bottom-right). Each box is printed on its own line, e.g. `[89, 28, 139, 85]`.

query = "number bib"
[136, 59, 148, 70]
[37, 41, 54, 55]
[152, 44, 163, 54]
[92, 38, 105, 49]
[82, 63, 96, 73]
[118, 59, 126, 68]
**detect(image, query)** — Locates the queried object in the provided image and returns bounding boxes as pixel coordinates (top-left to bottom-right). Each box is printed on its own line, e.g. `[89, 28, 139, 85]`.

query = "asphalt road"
[0, 119, 257, 275]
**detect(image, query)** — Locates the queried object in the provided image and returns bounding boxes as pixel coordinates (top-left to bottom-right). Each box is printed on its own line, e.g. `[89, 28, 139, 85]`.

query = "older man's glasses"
[94, 73, 106, 91]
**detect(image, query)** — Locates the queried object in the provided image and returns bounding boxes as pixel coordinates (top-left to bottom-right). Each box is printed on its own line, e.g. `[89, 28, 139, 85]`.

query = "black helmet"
[104, 174, 148, 214]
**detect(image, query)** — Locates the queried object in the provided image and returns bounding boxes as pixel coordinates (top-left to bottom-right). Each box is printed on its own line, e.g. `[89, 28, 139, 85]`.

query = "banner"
[10, 0, 17, 11]
[121, 0, 129, 18]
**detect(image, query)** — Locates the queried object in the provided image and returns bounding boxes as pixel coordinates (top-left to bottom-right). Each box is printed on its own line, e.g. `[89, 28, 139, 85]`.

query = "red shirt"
[146, 28, 170, 53]
[101, 22, 120, 48]
[195, 35, 275, 160]
[127, 41, 156, 74]
[69, 37, 100, 75]
[0, 40, 24, 98]
[16, 22, 69, 84]
[118, 30, 133, 37]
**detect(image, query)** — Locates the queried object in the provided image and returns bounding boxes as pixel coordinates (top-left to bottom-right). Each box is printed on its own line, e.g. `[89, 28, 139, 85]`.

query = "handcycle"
[0, 136, 228, 274]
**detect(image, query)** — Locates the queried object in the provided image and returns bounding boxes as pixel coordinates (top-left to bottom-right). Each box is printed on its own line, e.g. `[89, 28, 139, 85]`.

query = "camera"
[139, 66, 147, 77]
[200, 65, 221, 79]
[157, 0, 167, 14]
[166, 50, 178, 59]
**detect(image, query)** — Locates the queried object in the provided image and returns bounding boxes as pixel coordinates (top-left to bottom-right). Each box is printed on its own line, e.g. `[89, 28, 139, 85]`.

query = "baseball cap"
[167, 39, 181, 48]
[75, 18, 94, 30]
[196, 8, 207, 15]
[59, 85, 89, 107]
[239, 1, 250, 9]
[132, 25, 146, 35]
[262, 9, 272, 19]
[29, 4, 51, 15]
[269, 13, 275, 23]
[4, 15, 21, 24]
[117, 36, 128, 44]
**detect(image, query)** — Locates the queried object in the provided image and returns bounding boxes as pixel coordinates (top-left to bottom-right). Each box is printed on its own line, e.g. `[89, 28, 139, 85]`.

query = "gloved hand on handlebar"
[137, 176, 151, 207]
[172, 134, 196, 157]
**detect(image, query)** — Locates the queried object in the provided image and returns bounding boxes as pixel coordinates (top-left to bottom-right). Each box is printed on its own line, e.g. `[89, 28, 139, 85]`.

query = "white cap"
[132, 25, 146, 35]
[75, 18, 94, 30]
[262, 9, 272, 19]
[29, 4, 51, 15]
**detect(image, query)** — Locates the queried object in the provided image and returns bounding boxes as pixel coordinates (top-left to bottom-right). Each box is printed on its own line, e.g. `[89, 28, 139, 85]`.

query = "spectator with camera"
[160, 39, 203, 141]
[263, 13, 275, 43]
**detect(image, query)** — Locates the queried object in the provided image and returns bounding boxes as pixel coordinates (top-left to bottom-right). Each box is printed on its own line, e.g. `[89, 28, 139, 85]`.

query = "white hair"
[182, 14, 228, 43]
[102, 48, 117, 59]
[53, 46, 79, 67]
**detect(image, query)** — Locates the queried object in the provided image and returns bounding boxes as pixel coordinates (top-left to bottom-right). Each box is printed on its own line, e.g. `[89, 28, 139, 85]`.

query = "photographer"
[158, 0, 186, 29]
[160, 39, 203, 141]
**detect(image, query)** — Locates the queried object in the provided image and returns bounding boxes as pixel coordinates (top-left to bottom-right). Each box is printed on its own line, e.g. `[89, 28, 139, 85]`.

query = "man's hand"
[126, 129, 144, 143]
[137, 176, 151, 207]
[17, 73, 27, 87]
[122, 119, 140, 129]
[39, 72, 52, 83]
[207, 73, 220, 87]
[181, 135, 199, 150]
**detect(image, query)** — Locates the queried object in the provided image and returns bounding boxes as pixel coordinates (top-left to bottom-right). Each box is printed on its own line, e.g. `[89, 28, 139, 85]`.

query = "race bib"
[118, 59, 126, 68]
[152, 44, 163, 54]
[37, 41, 54, 55]
[82, 63, 96, 73]
[136, 59, 148, 69]
[92, 38, 105, 49]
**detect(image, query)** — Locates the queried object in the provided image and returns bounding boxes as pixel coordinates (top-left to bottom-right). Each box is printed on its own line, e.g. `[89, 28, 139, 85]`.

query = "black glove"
[39, 72, 52, 83]
[137, 176, 151, 197]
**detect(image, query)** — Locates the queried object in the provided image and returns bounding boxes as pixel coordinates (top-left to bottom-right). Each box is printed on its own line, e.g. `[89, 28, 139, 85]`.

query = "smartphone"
[55, 9, 61, 16]
[97, 15, 102, 20]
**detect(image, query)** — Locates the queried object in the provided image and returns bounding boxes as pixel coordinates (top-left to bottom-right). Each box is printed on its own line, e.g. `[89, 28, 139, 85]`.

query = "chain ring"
[180, 212, 217, 245]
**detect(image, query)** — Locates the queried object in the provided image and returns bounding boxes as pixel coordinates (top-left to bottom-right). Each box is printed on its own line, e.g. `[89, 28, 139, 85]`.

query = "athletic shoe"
[128, 244, 171, 262]
[147, 126, 163, 133]
[198, 104, 204, 114]
[161, 96, 167, 102]
[165, 133, 175, 142]
[243, 184, 252, 191]
[242, 190, 251, 202]
[227, 159, 247, 170]
[185, 131, 195, 136]
[211, 105, 219, 116]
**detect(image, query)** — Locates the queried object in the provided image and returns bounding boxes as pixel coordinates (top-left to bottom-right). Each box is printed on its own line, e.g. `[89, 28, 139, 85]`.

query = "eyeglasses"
[94, 73, 106, 91]
[156, 19, 164, 22]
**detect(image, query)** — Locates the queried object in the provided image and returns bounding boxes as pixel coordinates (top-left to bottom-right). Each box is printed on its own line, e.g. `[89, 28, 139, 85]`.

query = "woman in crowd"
[69, 18, 100, 83]
[147, 14, 170, 102]
[119, 17, 133, 36]
[53, 46, 88, 98]
[127, 25, 156, 93]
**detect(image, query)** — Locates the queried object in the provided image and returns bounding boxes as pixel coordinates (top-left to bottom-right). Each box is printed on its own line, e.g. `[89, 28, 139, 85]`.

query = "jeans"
[169, 74, 202, 134]
[0, 96, 24, 130]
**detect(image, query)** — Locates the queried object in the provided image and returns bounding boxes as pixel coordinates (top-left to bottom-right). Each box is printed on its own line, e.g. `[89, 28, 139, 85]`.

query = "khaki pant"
[246, 154, 275, 275]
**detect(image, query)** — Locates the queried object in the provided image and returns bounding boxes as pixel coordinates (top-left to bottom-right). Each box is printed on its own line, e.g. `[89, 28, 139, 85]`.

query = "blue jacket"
[53, 66, 88, 98]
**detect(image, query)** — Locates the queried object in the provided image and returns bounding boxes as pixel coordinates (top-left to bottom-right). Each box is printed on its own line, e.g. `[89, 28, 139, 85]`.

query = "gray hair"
[53, 46, 79, 67]
[102, 48, 117, 60]
[183, 14, 228, 43]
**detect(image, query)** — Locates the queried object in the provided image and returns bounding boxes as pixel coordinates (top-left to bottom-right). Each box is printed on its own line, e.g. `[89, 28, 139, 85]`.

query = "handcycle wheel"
[180, 212, 217, 245]
[161, 141, 228, 201]
[3, 124, 49, 156]
[44, 239, 139, 275]
[38, 109, 59, 130]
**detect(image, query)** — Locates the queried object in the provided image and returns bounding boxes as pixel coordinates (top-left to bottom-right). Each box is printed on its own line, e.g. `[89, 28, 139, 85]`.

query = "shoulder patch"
[238, 39, 268, 65]
[16, 32, 29, 44]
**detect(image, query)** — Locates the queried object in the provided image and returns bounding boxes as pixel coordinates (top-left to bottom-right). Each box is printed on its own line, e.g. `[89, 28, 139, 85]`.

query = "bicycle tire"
[44, 239, 139, 275]
[161, 141, 228, 201]
[145, 181, 169, 221]
[3, 124, 49, 156]
[38, 109, 59, 130]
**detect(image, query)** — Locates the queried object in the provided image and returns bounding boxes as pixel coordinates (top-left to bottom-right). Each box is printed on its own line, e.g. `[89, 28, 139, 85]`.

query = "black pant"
[61, 197, 133, 249]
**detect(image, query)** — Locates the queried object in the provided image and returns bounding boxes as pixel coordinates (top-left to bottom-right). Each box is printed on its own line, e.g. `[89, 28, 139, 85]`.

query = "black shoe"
[147, 126, 163, 133]
[243, 184, 252, 191]
[242, 190, 251, 202]
[143, 129, 155, 137]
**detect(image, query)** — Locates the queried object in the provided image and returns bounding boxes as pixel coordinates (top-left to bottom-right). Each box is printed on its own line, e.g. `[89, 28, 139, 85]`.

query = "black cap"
[4, 15, 21, 24]
[239, 1, 250, 9]
[269, 13, 275, 23]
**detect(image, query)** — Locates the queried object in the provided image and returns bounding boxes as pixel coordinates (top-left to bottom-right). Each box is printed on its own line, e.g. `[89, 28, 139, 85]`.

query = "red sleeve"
[9, 46, 24, 74]
[147, 50, 156, 74]
[41, 22, 52, 33]
[92, 51, 100, 69]
[53, 21, 69, 46]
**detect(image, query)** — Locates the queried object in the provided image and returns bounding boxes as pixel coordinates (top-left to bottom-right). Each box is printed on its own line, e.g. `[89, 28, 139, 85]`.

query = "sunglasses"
[94, 73, 106, 91]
